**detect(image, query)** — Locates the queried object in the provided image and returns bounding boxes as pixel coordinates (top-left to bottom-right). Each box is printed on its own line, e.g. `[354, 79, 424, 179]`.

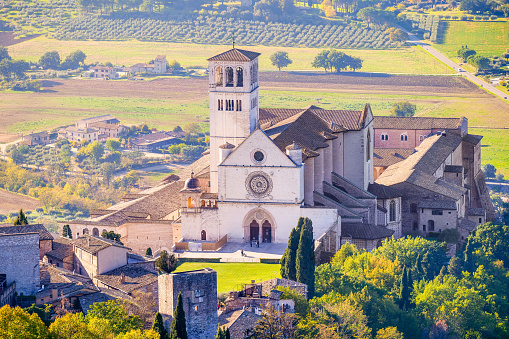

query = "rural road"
[401, 28, 509, 102]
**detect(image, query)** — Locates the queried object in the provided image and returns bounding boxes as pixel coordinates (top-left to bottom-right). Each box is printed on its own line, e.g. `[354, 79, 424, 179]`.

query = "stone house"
[218, 309, 260, 339]
[159, 268, 218, 339]
[76, 115, 120, 129]
[90, 66, 118, 79]
[43, 237, 74, 271]
[130, 55, 167, 74]
[72, 235, 130, 279]
[58, 126, 99, 143]
[0, 224, 54, 260]
[23, 131, 51, 146]
[89, 122, 125, 140]
[0, 231, 40, 296]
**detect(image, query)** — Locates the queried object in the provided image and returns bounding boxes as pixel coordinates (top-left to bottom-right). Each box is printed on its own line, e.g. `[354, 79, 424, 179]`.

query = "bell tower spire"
[207, 48, 261, 193]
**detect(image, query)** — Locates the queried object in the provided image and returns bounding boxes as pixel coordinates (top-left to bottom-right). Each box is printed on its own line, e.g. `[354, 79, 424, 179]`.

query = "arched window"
[428, 220, 435, 231]
[215, 66, 223, 86]
[236, 67, 243, 87]
[225, 67, 234, 87]
[201, 230, 206, 241]
[401, 134, 408, 141]
[187, 197, 194, 208]
[389, 200, 396, 222]
[83, 228, 89, 235]
[92, 228, 99, 236]
[366, 130, 371, 161]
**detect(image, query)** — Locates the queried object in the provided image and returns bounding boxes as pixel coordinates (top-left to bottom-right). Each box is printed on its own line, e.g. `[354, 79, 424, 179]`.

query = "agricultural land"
[0, 188, 40, 215]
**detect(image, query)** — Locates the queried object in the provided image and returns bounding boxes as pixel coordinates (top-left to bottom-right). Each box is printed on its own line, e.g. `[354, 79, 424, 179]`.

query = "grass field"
[472, 128, 509, 178]
[174, 262, 281, 293]
[7, 37, 453, 74]
[434, 20, 509, 59]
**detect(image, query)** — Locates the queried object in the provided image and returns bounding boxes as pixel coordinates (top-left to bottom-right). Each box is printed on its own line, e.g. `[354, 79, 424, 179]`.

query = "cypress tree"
[153, 312, 169, 339]
[170, 292, 187, 339]
[464, 238, 475, 273]
[215, 327, 225, 339]
[146, 247, 153, 257]
[422, 252, 433, 280]
[13, 209, 28, 225]
[399, 266, 408, 310]
[225, 327, 230, 339]
[407, 268, 413, 309]
[448, 256, 463, 278]
[296, 217, 315, 298]
[438, 265, 447, 282]
[280, 218, 304, 280]
[414, 253, 423, 279]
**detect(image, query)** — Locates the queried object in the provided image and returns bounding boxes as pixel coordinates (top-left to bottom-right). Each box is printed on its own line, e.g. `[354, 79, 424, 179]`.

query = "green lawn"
[8, 37, 453, 74]
[174, 262, 281, 293]
[474, 128, 509, 177]
[433, 20, 509, 59]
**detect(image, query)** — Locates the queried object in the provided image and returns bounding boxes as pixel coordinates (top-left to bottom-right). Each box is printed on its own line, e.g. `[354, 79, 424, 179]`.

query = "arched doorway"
[262, 220, 272, 243]
[201, 230, 207, 241]
[250, 220, 259, 241]
[92, 228, 99, 236]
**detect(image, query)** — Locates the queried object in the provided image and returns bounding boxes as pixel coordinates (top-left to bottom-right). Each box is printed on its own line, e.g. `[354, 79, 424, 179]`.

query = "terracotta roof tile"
[207, 48, 261, 62]
[73, 235, 130, 254]
[218, 309, 261, 339]
[95, 264, 157, 294]
[0, 224, 53, 240]
[373, 148, 415, 167]
[341, 222, 394, 240]
[373, 116, 464, 130]
[45, 238, 73, 260]
[367, 183, 401, 199]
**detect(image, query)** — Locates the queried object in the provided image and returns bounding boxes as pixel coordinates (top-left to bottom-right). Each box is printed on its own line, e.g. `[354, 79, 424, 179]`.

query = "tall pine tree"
[296, 217, 315, 298]
[153, 312, 169, 339]
[280, 218, 304, 280]
[448, 256, 463, 278]
[407, 267, 413, 309]
[464, 237, 475, 273]
[399, 266, 409, 310]
[170, 292, 187, 339]
[13, 209, 28, 225]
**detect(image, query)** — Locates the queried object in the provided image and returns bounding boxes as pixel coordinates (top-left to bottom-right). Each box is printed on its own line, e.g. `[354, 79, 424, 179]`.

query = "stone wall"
[159, 268, 218, 339]
[0, 233, 40, 295]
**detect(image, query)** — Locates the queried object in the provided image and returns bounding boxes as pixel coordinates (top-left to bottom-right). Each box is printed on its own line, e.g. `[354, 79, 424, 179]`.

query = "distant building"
[94, 262, 158, 299]
[90, 66, 118, 79]
[130, 55, 167, 74]
[58, 126, 99, 144]
[0, 223, 54, 260]
[43, 237, 74, 271]
[72, 235, 130, 278]
[58, 115, 124, 144]
[159, 268, 218, 339]
[23, 131, 51, 146]
[129, 131, 184, 152]
[77, 115, 120, 129]
[218, 309, 260, 339]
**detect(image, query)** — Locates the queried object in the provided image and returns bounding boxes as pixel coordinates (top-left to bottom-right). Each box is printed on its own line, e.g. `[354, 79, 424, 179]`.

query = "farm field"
[0, 189, 40, 215]
[433, 20, 509, 59]
[472, 128, 509, 178]
[174, 262, 281, 293]
[0, 73, 507, 174]
[7, 37, 454, 74]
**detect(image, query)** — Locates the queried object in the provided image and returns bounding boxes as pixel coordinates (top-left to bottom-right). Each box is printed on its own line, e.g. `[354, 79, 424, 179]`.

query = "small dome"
[219, 142, 235, 149]
[286, 142, 301, 151]
[184, 172, 200, 189]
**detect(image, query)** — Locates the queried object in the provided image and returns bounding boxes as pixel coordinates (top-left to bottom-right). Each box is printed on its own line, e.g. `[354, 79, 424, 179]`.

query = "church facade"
[178, 48, 396, 255]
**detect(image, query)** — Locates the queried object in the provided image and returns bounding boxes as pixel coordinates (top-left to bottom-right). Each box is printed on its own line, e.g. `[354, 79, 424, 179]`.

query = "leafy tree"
[105, 139, 121, 151]
[312, 50, 331, 72]
[87, 299, 143, 335]
[278, 286, 309, 317]
[385, 28, 408, 43]
[102, 230, 122, 244]
[390, 101, 416, 117]
[146, 247, 153, 257]
[0, 305, 51, 338]
[184, 122, 201, 134]
[0, 46, 11, 63]
[102, 162, 116, 187]
[482, 164, 496, 178]
[85, 141, 105, 162]
[152, 312, 169, 339]
[173, 126, 183, 132]
[156, 250, 178, 274]
[460, 0, 493, 13]
[39, 51, 61, 70]
[270, 51, 292, 71]
[61, 50, 87, 69]
[24, 304, 52, 327]
[13, 209, 28, 225]
[170, 292, 187, 339]
[116, 329, 160, 339]
[62, 224, 73, 238]
[169, 60, 182, 71]
[463, 237, 475, 273]
[457, 48, 477, 62]
[357, 7, 378, 27]
[375, 327, 404, 339]
[252, 303, 297, 339]
[280, 218, 303, 280]
[470, 222, 509, 266]
[296, 217, 315, 298]
[448, 256, 463, 278]
[215, 326, 230, 339]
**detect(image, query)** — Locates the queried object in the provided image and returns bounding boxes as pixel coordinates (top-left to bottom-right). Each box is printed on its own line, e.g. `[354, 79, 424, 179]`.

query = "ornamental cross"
[230, 34, 235, 49]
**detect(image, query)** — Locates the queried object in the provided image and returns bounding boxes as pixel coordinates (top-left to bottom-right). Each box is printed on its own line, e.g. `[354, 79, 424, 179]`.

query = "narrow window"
[225, 67, 234, 87]
[410, 203, 417, 213]
[236, 67, 243, 87]
[428, 220, 435, 231]
[215, 66, 223, 86]
[389, 200, 396, 222]
[366, 130, 371, 161]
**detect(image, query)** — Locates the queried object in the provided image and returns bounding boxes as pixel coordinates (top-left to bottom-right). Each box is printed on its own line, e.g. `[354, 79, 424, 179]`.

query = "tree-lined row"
[53, 15, 398, 49]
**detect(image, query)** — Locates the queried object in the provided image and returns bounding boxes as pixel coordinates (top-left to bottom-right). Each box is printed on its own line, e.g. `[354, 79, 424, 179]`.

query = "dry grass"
[0, 189, 40, 215]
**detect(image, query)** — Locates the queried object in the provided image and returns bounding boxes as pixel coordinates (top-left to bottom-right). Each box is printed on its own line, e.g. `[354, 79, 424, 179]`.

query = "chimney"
[286, 142, 302, 165]
[120, 273, 126, 284]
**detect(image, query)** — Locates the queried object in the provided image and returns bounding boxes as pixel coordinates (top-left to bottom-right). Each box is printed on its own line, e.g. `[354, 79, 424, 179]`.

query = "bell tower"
[207, 48, 261, 193]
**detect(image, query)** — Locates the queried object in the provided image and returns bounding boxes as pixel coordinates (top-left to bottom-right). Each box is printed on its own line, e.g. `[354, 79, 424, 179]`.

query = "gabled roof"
[95, 263, 157, 294]
[218, 309, 261, 339]
[341, 222, 394, 240]
[367, 182, 401, 199]
[373, 116, 464, 130]
[73, 235, 130, 254]
[0, 224, 53, 240]
[45, 238, 73, 260]
[207, 48, 260, 62]
[374, 148, 415, 167]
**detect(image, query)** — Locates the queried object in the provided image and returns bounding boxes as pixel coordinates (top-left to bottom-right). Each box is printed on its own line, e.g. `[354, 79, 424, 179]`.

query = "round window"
[253, 151, 264, 162]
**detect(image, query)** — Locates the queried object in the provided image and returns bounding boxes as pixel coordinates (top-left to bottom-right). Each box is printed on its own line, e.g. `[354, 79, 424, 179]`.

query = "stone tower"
[207, 48, 261, 193]
[158, 268, 218, 339]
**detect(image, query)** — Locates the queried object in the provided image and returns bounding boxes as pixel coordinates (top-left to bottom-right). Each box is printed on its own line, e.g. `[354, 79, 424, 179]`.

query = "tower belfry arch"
[207, 48, 261, 193]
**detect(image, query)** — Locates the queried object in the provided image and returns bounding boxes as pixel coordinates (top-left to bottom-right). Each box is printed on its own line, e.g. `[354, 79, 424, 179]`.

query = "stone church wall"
[0, 233, 40, 295]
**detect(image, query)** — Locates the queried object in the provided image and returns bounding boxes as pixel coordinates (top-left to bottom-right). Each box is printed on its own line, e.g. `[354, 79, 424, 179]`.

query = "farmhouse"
[58, 115, 124, 143]
[23, 131, 51, 146]
[129, 131, 184, 152]
[90, 65, 118, 79]
[130, 55, 167, 74]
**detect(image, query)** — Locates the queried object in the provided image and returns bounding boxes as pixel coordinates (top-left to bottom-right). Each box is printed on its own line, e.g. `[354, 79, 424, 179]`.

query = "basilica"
[65, 47, 491, 259]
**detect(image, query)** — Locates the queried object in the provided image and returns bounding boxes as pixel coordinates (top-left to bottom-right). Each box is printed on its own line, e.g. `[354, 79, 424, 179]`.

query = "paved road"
[401, 28, 509, 102]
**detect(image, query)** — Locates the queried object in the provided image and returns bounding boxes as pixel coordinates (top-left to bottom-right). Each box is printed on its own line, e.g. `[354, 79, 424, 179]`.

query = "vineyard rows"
[53, 15, 399, 49]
